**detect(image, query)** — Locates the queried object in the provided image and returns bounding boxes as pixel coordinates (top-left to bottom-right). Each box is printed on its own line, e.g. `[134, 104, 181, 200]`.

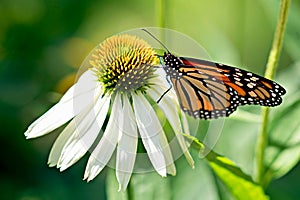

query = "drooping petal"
[56, 94, 111, 171]
[84, 93, 122, 181]
[147, 85, 194, 168]
[132, 93, 176, 177]
[48, 120, 76, 167]
[116, 95, 138, 191]
[147, 85, 181, 133]
[25, 70, 100, 139]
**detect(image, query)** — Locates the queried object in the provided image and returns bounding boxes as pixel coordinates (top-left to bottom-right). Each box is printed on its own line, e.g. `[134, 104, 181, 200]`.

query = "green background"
[1, 0, 299, 199]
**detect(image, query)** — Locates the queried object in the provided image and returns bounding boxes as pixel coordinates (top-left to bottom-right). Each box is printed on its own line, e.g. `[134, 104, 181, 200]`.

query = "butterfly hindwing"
[171, 71, 240, 119]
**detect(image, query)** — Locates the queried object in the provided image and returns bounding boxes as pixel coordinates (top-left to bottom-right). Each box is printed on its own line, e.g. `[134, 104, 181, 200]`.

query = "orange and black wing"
[171, 57, 286, 119]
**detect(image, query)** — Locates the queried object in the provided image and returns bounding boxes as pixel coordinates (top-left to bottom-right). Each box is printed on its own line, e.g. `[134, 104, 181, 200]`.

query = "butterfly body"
[162, 52, 183, 79]
[161, 52, 286, 119]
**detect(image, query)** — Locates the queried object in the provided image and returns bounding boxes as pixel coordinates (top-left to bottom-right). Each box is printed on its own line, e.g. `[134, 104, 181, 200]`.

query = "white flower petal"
[180, 110, 195, 167]
[48, 88, 100, 167]
[133, 93, 176, 177]
[152, 68, 170, 88]
[147, 86, 181, 132]
[48, 120, 76, 167]
[116, 95, 138, 191]
[57, 94, 110, 171]
[84, 93, 122, 181]
[25, 70, 100, 139]
[148, 86, 194, 169]
[148, 81, 176, 105]
[181, 110, 191, 136]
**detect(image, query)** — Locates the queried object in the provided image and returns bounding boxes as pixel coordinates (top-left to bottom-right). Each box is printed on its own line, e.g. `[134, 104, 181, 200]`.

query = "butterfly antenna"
[141, 28, 170, 52]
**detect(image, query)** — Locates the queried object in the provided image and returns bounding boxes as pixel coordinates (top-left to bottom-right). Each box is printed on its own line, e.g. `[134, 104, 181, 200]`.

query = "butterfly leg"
[157, 75, 173, 103]
[157, 86, 172, 103]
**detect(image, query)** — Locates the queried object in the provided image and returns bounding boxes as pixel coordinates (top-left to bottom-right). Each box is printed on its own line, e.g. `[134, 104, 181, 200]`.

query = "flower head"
[25, 33, 194, 191]
[91, 34, 158, 93]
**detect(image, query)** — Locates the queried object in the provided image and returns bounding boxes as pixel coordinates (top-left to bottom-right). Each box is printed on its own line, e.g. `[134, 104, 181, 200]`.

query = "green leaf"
[207, 153, 268, 200]
[183, 134, 269, 200]
[264, 98, 300, 182]
[171, 154, 224, 200]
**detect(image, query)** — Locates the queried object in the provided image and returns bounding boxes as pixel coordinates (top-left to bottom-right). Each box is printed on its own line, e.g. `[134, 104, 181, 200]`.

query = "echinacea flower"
[25, 33, 194, 191]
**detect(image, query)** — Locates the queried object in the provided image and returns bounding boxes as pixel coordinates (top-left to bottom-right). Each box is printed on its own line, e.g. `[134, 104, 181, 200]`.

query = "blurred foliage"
[1, 0, 300, 199]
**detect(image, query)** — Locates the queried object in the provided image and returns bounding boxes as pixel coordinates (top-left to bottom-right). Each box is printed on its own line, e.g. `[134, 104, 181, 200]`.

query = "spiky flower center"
[90, 34, 159, 94]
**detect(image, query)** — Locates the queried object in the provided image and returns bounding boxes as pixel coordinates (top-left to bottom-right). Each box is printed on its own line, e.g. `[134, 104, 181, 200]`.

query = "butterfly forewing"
[181, 57, 285, 105]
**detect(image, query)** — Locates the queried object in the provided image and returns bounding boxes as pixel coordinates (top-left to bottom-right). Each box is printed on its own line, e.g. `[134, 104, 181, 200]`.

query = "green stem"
[127, 178, 134, 200]
[255, 0, 290, 186]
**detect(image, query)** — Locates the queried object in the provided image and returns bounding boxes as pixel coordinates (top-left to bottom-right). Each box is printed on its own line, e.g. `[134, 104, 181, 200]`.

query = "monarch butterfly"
[142, 29, 286, 119]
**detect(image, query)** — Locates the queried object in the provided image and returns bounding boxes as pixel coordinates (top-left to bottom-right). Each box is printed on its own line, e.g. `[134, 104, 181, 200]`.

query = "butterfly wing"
[171, 57, 286, 119]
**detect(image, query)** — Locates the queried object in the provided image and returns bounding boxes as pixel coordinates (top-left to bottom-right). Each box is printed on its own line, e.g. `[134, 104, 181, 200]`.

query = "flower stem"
[127, 178, 134, 200]
[156, 0, 166, 28]
[255, 0, 290, 186]
[156, 0, 166, 43]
